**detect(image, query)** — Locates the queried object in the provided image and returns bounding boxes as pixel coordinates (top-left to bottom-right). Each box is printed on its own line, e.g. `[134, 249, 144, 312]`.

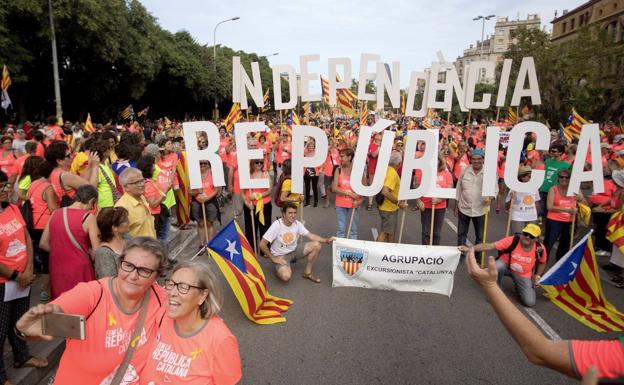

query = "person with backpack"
[459, 223, 547, 307]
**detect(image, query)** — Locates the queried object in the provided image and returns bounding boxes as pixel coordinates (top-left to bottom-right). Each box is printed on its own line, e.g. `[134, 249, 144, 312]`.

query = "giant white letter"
[358, 53, 380, 101]
[504, 121, 550, 193]
[568, 123, 603, 195]
[376, 61, 401, 109]
[300, 54, 321, 102]
[234, 122, 270, 189]
[510, 57, 541, 106]
[183, 121, 224, 189]
[232, 56, 263, 110]
[351, 120, 395, 196]
[328, 57, 352, 106]
[291, 126, 328, 194]
[464, 61, 495, 110]
[272, 65, 298, 110]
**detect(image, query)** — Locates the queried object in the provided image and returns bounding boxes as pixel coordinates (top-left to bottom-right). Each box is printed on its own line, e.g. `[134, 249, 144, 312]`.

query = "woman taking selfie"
[140, 261, 241, 385]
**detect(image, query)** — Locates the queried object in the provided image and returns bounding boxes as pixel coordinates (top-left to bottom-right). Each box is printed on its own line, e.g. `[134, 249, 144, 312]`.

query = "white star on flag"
[225, 239, 240, 261]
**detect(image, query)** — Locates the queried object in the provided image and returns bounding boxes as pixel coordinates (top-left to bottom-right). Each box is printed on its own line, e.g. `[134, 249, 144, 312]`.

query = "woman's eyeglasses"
[119, 259, 158, 278]
[164, 279, 205, 294]
[522, 232, 536, 240]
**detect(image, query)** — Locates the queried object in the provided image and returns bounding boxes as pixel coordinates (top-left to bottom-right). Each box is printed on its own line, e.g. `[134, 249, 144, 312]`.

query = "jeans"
[421, 207, 446, 245]
[544, 218, 572, 262]
[155, 209, 171, 242]
[457, 211, 485, 247]
[538, 191, 549, 217]
[304, 173, 319, 205]
[336, 207, 360, 239]
[496, 259, 536, 307]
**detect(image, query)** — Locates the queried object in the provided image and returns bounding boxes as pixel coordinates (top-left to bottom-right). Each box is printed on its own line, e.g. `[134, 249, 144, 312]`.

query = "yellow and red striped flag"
[261, 88, 270, 112]
[208, 220, 293, 324]
[360, 102, 368, 126]
[337, 91, 355, 116]
[540, 232, 624, 332]
[335, 72, 356, 101]
[224, 103, 243, 131]
[320, 75, 330, 103]
[175, 151, 191, 226]
[84, 113, 95, 133]
[508, 107, 518, 125]
[1, 65, 12, 110]
[400, 93, 406, 115]
[607, 209, 624, 254]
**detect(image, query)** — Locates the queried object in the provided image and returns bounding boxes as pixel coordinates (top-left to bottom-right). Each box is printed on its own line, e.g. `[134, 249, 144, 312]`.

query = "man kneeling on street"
[458, 223, 547, 307]
[260, 203, 335, 283]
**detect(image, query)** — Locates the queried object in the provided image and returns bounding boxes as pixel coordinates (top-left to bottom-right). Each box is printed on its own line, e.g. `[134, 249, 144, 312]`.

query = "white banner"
[332, 238, 461, 297]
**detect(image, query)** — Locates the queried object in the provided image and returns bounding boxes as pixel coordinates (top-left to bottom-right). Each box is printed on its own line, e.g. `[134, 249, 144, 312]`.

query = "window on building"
[571, 18, 575, 29]
[562, 22, 567, 32]
[580, 14, 585, 25]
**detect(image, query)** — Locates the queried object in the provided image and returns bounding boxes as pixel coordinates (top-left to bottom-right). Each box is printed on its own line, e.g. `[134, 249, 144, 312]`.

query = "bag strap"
[62, 208, 91, 261]
[99, 165, 121, 202]
[110, 290, 150, 385]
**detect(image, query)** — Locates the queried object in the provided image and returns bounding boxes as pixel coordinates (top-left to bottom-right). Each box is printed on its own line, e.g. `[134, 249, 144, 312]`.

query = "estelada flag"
[208, 220, 293, 324]
[540, 231, 624, 332]
[84, 113, 95, 133]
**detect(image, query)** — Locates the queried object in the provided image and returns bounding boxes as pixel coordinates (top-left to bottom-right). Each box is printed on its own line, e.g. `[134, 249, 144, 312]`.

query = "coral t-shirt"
[0, 204, 28, 283]
[493, 236, 547, 279]
[139, 316, 241, 385]
[418, 170, 453, 209]
[52, 278, 165, 385]
[571, 339, 624, 379]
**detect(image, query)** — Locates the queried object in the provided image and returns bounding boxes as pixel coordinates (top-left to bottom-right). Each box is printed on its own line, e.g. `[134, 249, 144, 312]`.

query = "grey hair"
[74, 184, 98, 204]
[389, 152, 403, 167]
[119, 167, 142, 186]
[122, 236, 168, 270]
[172, 261, 222, 319]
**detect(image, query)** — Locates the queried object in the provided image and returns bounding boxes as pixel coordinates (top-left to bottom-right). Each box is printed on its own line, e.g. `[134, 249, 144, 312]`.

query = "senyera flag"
[207, 219, 293, 324]
[539, 231, 624, 332]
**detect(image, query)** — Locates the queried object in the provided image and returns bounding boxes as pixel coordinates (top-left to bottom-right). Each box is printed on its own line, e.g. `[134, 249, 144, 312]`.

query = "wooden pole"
[345, 208, 356, 239]
[429, 205, 436, 246]
[447, 111, 451, 124]
[250, 204, 258, 256]
[398, 206, 406, 243]
[505, 193, 514, 237]
[495, 107, 500, 123]
[570, 214, 576, 250]
[201, 201, 210, 247]
[467, 109, 472, 126]
[300, 202, 304, 224]
[481, 205, 490, 268]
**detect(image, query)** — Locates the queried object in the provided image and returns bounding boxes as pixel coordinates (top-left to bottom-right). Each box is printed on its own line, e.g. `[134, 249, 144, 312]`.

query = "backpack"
[19, 200, 34, 231]
[497, 233, 544, 274]
[375, 190, 385, 206]
[274, 175, 289, 208]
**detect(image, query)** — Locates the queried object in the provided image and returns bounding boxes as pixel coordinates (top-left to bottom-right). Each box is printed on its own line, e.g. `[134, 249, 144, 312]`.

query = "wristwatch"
[9, 270, 19, 281]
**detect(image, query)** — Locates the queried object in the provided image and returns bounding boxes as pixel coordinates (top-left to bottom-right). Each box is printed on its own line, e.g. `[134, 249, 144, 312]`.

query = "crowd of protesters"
[0, 110, 622, 383]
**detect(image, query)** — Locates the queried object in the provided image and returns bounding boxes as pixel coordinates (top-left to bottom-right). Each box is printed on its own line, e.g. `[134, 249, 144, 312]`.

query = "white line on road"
[443, 215, 559, 339]
[524, 308, 562, 340]
[371, 228, 378, 240]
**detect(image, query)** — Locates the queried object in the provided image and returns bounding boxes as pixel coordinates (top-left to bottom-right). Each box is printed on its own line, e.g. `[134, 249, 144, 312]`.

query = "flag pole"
[201, 201, 210, 252]
[481, 201, 490, 268]
[495, 107, 500, 123]
[505, 193, 514, 237]
[300, 202, 304, 224]
[398, 204, 406, 243]
[447, 111, 451, 125]
[345, 207, 356, 239]
[467, 109, 472, 126]
[570, 212, 576, 250]
[429, 205, 435, 246]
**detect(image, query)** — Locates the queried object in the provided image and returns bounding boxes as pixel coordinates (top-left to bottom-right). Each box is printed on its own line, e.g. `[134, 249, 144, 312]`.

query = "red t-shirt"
[51, 278, 166, 385]
[195, 172, 216, 202]
[417, 170, 453, 209]
[367, 142, 380, 175]
[0, 204, 28, 283]
[139, 316, 241, 385]
[493, 236, 547, 279]
[144, 179, 162, 215]
[571, 339, 624, 379]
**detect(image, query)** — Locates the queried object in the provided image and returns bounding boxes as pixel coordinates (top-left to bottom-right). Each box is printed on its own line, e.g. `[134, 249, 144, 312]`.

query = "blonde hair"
[172, 261, 222, 318]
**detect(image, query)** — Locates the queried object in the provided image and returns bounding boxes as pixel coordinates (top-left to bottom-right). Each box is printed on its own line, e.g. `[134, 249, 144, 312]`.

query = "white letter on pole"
[291, 126, 328, 194]
[504, 122, 550, 193]
[358, 53, 380, 101]
[328, 57, 352, 106]
[568, 124, 604, 195]
[482, 126, 501, 196]
[272, 65, 298, 110]
[232, 57, 263, 110]
[351, 120, 395, 196]
[495, 59, 512, 107]
[405, 71, 428, 118]
[510, 57, 542, 106]
[183, 121, 224, 190]
[234, 122, 270, 190]
[464, 61, 495, 110]
[376, 61, 401, 109]
[399, 130, 437, 200]
[299, 54, 321, 102]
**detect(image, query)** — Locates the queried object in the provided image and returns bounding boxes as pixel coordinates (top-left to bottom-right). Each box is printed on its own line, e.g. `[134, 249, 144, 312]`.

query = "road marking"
[524, 308, 562, 340]
[444, 215, 559, 339]
[371, 228, 378, 240]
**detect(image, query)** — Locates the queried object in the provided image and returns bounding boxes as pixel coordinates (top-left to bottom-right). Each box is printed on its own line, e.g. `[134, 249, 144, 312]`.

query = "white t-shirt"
[262, 218, 309, 256]
[506, 190, 540, 222]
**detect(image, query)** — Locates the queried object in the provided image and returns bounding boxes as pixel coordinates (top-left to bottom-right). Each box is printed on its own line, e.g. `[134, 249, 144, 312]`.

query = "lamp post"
[213, 16, 240, 120]
[48, 0, 62, 120]
[473, 14, 495, 82]
[261, 52, 279, 58]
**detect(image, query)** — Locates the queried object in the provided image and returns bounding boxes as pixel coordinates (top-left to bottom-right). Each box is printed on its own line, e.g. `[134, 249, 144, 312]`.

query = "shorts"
[273, 243, 304, 271]
[379, 210, 398, 234]
[190, 200, 218, 223]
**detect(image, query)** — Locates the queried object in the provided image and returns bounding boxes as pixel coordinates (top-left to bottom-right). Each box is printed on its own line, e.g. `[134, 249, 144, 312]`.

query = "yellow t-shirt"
[379, 167, 400, 212]
[281, 178, 300, 207]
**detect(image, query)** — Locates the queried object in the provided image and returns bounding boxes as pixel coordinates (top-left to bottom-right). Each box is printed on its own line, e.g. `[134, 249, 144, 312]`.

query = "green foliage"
[0, 0, 272, 122]
[502, 26, 624, 124]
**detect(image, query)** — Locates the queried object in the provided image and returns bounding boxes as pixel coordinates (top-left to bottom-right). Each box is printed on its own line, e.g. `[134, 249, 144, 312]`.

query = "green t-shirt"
[18, 175, 31, 191]
[153, 165, 176, 209]
[540, 159, 571, 193]
[98, 164, 116, 208]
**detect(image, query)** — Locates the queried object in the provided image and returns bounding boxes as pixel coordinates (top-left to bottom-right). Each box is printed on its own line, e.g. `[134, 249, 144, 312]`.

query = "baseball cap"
[612, 169, 624, 188]
[518, 165, 532, 176]
[522, 223, 541, 238]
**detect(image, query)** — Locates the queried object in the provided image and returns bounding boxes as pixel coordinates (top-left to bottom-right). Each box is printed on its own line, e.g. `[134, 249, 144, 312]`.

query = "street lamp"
[473, 14, 495, 82]
[261, 53, 279, 58]
[213, 16, 240, 119]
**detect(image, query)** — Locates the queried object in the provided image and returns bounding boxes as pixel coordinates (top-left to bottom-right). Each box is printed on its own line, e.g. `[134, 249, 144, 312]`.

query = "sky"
[141, 0, 579, 89]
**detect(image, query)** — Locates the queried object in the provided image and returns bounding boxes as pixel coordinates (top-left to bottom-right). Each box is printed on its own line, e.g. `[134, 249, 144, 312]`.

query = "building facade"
[454, 14, 541, 84]
[551, 0, 624, 43]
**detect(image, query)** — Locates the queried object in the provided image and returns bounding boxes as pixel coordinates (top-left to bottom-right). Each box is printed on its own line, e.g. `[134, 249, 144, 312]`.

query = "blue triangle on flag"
[208, 219, 248, 273]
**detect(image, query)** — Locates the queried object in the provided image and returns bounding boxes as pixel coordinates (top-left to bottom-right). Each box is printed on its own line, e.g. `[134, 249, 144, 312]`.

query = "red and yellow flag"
[360, 102, 368, 126]
[175, 151, 191, 226]
[84, 113, 95, 133]
[508, 107, 518, 125]
[224, 103, 243, 131]
[208, 220, 293, 324]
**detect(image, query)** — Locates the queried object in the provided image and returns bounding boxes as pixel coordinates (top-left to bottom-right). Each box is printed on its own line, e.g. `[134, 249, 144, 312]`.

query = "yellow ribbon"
[107, 312, 117, 327]
[254, 193, 265, 225]
[578, 202, 591, 226]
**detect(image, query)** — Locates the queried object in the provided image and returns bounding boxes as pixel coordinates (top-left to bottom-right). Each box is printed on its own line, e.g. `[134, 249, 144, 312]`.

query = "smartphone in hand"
[42, 312, 86, 340]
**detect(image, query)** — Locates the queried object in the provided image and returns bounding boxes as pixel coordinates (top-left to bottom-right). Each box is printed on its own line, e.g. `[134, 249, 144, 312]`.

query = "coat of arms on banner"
[337, 246, 368, 278]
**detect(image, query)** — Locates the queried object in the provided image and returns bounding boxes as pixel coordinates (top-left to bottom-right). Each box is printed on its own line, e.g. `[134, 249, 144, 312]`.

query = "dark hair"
[158, 137, 171, 148]
[282, 202, 298, 213]
[1, 135, 12, 143]
[29, 157, 53, 180]
[558, 168, 572, 177]
[282, 158, 292, 176]
[97, 207, 129, 242]
[136, 155, 155, 179]
[74, 184, 98, 204]
[0, 170, 7, 183]
[33, 131, 44, 142]
[339, 148, 355, 162]
[91, 140, 111, 161]
[44, 140, 70, 168]
[25, 142, 37, 154]
[120, 131, 141, 146]
[551, 142, 566, 153]
[101, 131, 117, 144]
[114, 142, 132, 160]
[47, 116, 57, 125]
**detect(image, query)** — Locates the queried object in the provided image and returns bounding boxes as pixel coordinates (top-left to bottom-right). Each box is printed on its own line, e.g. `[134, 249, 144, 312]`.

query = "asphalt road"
[176, 197, 624, 385]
